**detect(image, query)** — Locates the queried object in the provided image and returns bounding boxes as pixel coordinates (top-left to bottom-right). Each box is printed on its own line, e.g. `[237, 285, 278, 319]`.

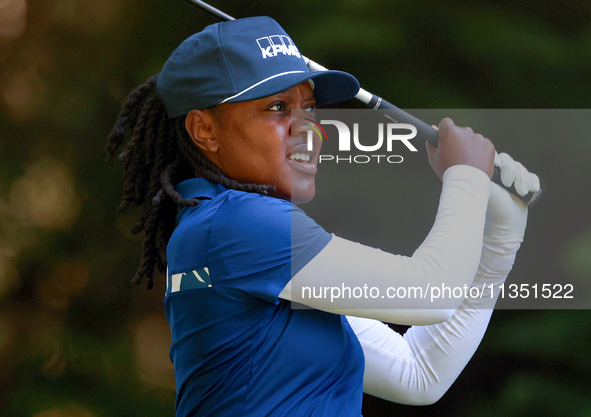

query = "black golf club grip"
[367, 95, 542, 207]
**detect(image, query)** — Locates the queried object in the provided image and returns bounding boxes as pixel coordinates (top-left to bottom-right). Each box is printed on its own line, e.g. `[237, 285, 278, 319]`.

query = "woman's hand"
[426, 118, 495, 180]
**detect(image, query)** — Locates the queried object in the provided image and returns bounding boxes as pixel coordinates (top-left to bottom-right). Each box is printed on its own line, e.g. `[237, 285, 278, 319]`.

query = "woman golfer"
[107, 16, 538, 417]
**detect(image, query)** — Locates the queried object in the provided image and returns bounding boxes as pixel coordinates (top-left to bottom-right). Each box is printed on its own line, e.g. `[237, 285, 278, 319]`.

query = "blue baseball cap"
[156, 16, 360, 118]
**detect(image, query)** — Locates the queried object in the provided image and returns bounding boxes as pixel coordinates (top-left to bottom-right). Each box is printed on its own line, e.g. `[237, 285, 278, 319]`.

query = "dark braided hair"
[106, 75, 276, 290]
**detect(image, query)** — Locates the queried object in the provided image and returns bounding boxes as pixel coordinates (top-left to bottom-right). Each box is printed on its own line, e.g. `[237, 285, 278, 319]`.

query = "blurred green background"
[0, 0, 589, 416]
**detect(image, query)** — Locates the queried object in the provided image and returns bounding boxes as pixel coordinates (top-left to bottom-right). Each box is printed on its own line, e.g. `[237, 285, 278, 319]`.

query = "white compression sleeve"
[280, 165, 491, 325]
[347, 240, 519, 405]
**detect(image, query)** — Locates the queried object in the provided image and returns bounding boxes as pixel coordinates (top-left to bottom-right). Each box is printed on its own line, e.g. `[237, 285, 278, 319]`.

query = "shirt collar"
[176, 178, 228, 200]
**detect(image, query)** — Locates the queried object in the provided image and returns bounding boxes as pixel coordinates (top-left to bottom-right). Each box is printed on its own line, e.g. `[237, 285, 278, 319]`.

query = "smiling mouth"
[287, 148, 317, 174]
[289, 153, 311, 162]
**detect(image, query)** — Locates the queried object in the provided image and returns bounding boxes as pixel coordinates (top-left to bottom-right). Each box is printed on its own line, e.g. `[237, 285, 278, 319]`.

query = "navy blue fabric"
[156, 16, 360, 117]
[164, 178, 365, 416]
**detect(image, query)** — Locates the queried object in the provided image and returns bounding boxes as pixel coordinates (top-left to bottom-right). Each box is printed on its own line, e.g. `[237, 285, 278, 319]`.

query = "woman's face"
[200, 81, 321, 204]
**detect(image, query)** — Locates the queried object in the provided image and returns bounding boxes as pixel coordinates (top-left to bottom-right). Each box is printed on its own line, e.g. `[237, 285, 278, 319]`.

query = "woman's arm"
[343, 170, 534, 404]
[280, 164, 491, 324]
[348, 239, 518, 405]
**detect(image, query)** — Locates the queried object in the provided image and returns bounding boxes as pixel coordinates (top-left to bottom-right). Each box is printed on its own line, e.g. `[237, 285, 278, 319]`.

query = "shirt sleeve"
[207, 191, 331, 304]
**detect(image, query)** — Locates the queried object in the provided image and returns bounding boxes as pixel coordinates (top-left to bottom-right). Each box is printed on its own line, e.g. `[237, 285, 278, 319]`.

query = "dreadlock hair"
[106, 75, 276, 290]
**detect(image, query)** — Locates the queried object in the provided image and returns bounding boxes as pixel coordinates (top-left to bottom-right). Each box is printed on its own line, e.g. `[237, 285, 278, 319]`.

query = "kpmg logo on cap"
[256, 35, 302, 59]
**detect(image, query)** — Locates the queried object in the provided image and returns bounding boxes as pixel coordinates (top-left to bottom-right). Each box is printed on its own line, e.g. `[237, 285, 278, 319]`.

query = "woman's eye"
[305, 104, 317, 111]
[269, 102, 286, 111]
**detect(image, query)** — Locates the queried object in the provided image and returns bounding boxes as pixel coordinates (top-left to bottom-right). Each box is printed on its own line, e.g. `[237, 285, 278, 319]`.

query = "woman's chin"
[289, 184, 316, 205]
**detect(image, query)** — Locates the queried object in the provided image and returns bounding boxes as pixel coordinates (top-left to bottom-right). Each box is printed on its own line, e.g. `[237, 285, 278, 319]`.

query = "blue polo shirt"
[164, 178, 365, 417]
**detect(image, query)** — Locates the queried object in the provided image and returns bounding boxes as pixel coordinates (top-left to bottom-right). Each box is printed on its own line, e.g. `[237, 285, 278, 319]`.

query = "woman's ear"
[185, 109, 219, 154]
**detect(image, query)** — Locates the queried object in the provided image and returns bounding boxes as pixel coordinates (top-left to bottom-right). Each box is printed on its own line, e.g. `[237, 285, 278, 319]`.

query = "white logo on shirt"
[167, 267, 211, 293]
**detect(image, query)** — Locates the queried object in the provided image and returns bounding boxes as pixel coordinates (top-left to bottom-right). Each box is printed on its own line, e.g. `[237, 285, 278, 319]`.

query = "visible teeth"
[289, 153, 310, 161]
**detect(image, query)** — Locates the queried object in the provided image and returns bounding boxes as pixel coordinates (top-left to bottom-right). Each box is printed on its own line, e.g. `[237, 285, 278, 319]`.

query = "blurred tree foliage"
[0, 0, 589, 416]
